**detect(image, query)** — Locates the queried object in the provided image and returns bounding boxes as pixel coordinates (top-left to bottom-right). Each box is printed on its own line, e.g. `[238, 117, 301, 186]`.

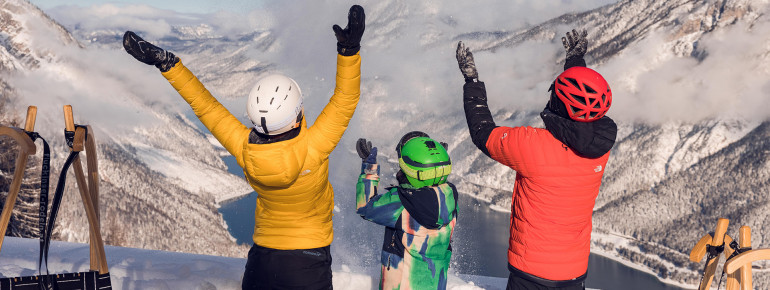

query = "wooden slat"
[691, 234, 713, 262]
[63, 105, 75, 132]
[24, 106, 37, 132]
[738, 226, 752, 290]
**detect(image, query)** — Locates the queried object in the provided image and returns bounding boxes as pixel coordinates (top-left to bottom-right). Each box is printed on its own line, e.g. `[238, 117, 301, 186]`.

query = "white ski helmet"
[246, 74, 304, 135]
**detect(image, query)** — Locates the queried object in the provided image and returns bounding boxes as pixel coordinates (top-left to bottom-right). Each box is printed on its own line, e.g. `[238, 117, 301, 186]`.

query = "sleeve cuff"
[361, 162, 379, 175]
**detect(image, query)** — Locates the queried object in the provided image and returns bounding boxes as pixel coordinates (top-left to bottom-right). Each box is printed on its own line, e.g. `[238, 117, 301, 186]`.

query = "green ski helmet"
[396, 131, 452, 188]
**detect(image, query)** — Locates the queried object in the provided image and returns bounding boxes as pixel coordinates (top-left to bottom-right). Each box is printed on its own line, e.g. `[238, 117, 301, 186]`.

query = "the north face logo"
[594, 165, 602, 172]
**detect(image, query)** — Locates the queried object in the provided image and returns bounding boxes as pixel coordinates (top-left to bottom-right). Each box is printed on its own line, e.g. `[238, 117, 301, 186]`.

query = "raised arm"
[309, 5, 365, 155]
[354, 139, 403, 228]
[123, 31, 250, 166]
[456, 41, 498, 157]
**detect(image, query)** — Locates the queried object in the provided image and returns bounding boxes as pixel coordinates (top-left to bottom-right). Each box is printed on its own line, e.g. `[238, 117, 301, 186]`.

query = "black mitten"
[123, 31, 178, 72]
[332, 5, 365, 56]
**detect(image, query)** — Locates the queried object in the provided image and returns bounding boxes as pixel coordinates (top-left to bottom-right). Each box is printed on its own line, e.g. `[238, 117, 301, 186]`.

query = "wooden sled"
[0, 105, 108, 274]
[691, 219, 759, 290]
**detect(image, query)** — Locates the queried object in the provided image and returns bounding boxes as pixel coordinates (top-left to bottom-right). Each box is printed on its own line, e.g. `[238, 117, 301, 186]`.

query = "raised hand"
[123, 31, 178, 72]
[562, 29, 588, 61]
[456, 41, 479, 82]
[356, 138, 377, 164]
[333, 5, 365, 56]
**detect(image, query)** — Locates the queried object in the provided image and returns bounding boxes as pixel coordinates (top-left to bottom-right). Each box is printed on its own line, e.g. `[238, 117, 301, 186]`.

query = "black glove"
[456, 41, 479, 82]
[356, 138, 377, 164]
[123, 31, 178, 72]
[562, 29, 588, 68]
[333, 5, 365, 56]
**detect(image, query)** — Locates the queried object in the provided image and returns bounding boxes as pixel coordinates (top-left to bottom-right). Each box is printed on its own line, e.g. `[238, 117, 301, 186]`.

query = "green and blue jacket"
[356, 161, 458, 290]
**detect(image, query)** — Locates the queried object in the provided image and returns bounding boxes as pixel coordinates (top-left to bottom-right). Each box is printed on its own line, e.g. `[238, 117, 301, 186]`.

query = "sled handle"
[64, 105, 75, 132]
[24, 106, 37, 132]
[690, 234, 713, 262]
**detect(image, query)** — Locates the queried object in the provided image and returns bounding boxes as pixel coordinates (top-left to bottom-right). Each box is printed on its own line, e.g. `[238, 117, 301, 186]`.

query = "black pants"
[506, 273, 585, 290]
[241, 244, 333, 290]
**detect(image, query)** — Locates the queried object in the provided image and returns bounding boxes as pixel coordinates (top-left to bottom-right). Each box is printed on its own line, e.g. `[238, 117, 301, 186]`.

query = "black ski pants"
[506, 273, 585, 290]
[241, 244, 333, 290]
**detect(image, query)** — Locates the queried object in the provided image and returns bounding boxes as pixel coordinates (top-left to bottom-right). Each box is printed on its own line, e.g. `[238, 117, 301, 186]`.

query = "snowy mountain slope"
[0, 0, 80, 72]
[594, 121, 770, 288]
[0, 236, 506, 290]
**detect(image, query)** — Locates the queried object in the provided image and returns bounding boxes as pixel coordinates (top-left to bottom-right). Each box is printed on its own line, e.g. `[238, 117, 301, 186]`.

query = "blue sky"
[29, 0, 264, 14]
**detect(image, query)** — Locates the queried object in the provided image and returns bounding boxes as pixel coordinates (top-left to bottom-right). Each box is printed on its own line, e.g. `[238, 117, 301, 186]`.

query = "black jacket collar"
[540, 108, 617, 158]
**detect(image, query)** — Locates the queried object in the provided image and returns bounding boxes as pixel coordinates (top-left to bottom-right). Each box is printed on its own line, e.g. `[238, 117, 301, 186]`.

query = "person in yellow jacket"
[123, 5, 365, 289]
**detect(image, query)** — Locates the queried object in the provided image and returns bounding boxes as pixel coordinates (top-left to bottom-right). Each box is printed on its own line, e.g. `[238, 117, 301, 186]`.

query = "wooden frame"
[63, 105, 109, 274]
[0, 106, 37, 252]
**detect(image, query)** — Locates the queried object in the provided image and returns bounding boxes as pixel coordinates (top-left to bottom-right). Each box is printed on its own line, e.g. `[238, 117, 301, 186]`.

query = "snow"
[0, 237, 507, 290]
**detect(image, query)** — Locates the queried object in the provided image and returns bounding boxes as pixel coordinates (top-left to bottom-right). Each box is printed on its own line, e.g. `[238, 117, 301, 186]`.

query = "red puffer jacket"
[485, 125, 609, 281]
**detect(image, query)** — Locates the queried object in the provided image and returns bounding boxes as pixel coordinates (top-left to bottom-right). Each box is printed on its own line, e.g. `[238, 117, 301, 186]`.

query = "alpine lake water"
[218, 155, 687, 290]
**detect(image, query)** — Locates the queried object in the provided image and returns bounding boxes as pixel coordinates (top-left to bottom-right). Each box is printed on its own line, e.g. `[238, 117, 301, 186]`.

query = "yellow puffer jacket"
[162, 53, 361, 250]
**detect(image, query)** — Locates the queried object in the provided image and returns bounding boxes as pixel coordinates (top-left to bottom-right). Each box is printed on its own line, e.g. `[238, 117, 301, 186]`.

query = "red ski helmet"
[553, 67, 612, 122]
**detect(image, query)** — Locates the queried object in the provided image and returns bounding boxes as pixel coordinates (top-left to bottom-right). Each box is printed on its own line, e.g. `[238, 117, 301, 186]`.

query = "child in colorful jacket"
[456, 29, 617, 290]
[123, 5, 364, 289]
[355, 132, 458, 290]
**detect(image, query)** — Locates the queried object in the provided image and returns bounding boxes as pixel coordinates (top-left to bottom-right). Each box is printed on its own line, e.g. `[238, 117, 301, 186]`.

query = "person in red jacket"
[455, 29, 617, 290]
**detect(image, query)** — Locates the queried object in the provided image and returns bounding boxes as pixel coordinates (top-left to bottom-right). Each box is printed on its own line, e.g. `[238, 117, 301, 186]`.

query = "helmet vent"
[425, 141, 436, 149]
[256, 97, 259, 103]
[593, 102, 601, 109]
[259, 110, 268, 113]
[569, 105, 579, 115]
[289, 85, 292, 91]
[284, 94, 289, 100]
[257, 85, 261, 91]
[270, 97, 274, 105]
[601, 94, 606, 103]
[571, 94, 587, 105]
[557, 78, 567, 87]
[566, 77, 579, 88]
[584, 85, 596, 94]
[276, 105, 281, 110]
[589, 111, 599, 118]
[275, 86, 279, 92]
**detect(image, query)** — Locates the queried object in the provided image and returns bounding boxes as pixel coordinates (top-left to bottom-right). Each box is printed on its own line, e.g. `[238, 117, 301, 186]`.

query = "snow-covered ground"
[0, 237, 508, 290]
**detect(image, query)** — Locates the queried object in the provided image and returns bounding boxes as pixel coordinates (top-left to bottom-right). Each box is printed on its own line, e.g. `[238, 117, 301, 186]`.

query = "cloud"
[7, 44, 182, 137]
[600, 18, 770, 123]
[45, 3, 272, 40]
